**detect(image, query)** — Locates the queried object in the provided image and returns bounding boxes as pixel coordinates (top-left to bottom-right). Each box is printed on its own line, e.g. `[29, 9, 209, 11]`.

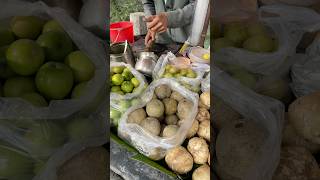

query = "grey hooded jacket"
[142, 0, 195, 44]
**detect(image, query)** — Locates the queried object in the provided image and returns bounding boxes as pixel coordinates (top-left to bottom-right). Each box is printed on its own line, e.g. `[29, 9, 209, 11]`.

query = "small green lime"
[122, 70, 133, 81]
[121, 81, 134, 93]
[111, 74, 124, 85]
[169, 66, 178, 74]
[115, 91, 124, 95]
[163, 73, 173, 78]
[186, 70, 197, 78]
[180, 69, 188, 76]
[111, 86, 121, 92]
[131, 77, 140, 88]
[165, 64, 172, 71]
[112, 66, 124, 74]
[123, 67, 131, 73]
[110, 108, 121, 120]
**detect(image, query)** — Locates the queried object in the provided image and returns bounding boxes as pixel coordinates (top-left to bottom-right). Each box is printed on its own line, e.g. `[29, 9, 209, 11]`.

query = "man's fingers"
[145, 32, 151, 45]
[147, 38, 153, 47]
[159, 27, 166, 33]
[147, 17, 159, 29]
[151, 22, 163, 32]
[151, 31, 156, 41]
[144, 16, 155, 22]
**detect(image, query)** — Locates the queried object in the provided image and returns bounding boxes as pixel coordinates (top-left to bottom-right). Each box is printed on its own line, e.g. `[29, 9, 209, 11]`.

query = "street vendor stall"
[109, 0, 211, 179]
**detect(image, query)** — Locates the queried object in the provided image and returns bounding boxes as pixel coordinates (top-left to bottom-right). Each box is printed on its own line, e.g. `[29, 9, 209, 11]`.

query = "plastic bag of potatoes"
[212, 66, 284, 180]
[118, 78, 199, 160]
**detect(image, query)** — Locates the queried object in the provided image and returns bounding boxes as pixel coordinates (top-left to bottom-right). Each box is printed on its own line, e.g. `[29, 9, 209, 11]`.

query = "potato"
[273, 146, 320, 180]
[196, 108, 210, 122]
[187, 137, 209, 164]
[282, 113, 320, 154]
[288, 91, 320, 144]
[213, 96, 241, 130]
[197, 120, 210, 142]
[216, 120, 267, 180]
[199, 91, 210, 109]
[165, 146, 193, 174]
[186, 120, 199, 138]
[127, 108, 146, 124]
[192, 164, 210, 180]
[140, 117, 161, 136]
[146, 99, 164, 118]
[58, 147, 107, 180]
[170, 91, 184, 102]
[177, 99, 193, 120]
[162, 98, 177, 115]
[162, 125, 178, 138]
[165, 115, 178, 125]
[155, 84, 171, 99]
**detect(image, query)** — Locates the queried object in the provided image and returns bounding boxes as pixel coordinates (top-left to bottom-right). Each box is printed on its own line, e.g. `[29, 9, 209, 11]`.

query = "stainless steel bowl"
[135, 52, 158, 76]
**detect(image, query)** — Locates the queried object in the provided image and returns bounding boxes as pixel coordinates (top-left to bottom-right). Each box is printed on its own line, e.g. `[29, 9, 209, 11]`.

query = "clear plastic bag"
[110, 62, 147, 102]
[291, 54, 320, 97]
[259, 4, 320, 32]
[0, 0, 106, 120]
[214, 19, 303, 75]
[201, 72, 210, 93]
[213, 66, 284, 180]
[118, 78, 199, 160]
[259, 0, 320, 7]
[110, 62, 147, 127]
[153, 52, 205, 92]
[0, 105, 107, 180]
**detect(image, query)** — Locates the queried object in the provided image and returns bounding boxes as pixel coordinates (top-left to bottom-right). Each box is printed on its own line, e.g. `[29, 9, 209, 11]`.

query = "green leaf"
[131, 154, 178, 178]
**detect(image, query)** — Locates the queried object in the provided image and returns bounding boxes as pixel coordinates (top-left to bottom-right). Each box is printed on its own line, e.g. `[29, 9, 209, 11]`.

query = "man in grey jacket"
[142, 0, 195, 47]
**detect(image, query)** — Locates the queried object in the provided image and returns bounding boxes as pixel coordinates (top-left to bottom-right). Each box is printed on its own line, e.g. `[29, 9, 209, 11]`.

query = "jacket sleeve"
[166, 0, 196, 28]
[141, 0, 156, 16]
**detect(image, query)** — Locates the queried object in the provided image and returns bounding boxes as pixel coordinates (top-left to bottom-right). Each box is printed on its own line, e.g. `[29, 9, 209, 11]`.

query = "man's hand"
[145, 12, 168, 33]
[145, 30, 156, 48]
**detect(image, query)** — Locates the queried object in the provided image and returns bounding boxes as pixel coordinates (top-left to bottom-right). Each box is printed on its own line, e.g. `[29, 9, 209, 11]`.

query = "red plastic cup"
[110, 21, 134, 43]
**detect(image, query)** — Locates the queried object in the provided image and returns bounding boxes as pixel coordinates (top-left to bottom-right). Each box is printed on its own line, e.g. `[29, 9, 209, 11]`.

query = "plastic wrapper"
[153, 52, 205, 92]
[118, 79, 199, 160]
[214, 18, 303, 75]
[212, 66, 284, 180]
[291, 54, 320, 97]
[259, 5, 320, 32]
[0, 0, 106, 120]
[201, 72, 210, 93]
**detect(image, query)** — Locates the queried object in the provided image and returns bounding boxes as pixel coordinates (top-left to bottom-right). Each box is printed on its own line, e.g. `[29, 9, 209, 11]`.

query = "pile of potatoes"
[127, 84, 197, 138]
[213, 90, 320, 180]
[276, 91, 320, 179]
[164, 91, 211, 180]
